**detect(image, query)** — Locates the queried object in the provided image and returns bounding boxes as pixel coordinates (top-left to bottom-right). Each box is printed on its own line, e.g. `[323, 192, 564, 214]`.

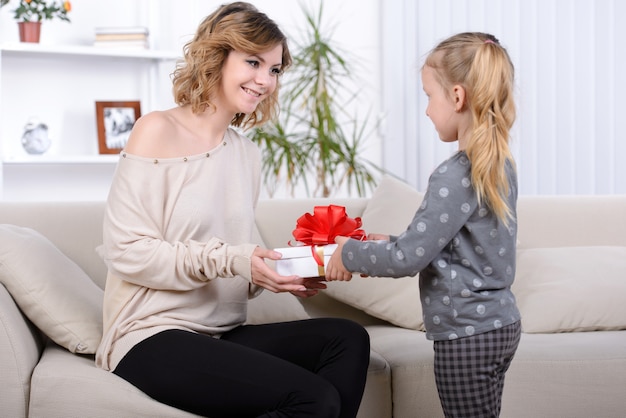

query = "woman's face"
[218, 44, 283, 116]
[421, 65, 461, 144]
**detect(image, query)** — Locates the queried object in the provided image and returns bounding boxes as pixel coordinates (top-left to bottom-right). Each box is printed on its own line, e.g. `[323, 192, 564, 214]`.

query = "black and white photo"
[95, 101, 141, 154]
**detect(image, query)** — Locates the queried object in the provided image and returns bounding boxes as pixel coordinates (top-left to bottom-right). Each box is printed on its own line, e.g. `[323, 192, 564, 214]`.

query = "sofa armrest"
[0, 283, 44, 417]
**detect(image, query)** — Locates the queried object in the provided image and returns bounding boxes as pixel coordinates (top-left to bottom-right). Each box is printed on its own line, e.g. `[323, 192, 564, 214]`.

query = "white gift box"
[274, 244, 338, 278]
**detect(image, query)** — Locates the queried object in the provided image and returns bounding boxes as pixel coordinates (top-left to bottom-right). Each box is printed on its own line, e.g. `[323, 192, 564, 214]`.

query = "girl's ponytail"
[425, 33, 516, 225]
[465, 38, 516, 225]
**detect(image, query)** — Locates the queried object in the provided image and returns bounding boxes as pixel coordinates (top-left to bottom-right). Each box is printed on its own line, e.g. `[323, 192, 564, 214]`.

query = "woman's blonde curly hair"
[171, 2, 292, 130]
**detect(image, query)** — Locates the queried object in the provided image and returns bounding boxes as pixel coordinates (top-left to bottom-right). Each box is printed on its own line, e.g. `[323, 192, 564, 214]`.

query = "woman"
[95, 3, 370, 417]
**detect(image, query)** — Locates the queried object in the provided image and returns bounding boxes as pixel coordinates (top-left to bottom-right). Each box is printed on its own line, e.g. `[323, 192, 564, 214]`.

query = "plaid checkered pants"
[433, 321, 521, 418]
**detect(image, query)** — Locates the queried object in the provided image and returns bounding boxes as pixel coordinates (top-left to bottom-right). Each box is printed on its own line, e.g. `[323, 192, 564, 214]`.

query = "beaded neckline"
[120, 130, 231, 164]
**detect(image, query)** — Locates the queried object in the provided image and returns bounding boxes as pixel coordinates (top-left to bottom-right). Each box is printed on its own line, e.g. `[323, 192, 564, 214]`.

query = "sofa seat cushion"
[502, 331, 626, 417]
[368, 326, 626, 418]
[513, 246, 626, 333]
[358, 349, 393, 418]
[246, 288, 311, 324]
[366, 325, 444, 418]
[325, 175, 425, 331]
[29, 342, 203, 418]
[30, 340, 393, 418]
[0, 225, 103, 354]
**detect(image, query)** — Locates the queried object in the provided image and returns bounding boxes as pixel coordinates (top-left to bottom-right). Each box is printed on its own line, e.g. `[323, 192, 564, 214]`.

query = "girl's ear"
[452, 84, 466, 112]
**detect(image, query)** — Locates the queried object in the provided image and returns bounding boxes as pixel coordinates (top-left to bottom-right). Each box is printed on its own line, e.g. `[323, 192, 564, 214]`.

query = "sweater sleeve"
[101, 153, 257, 291]
[343, 152, 477, 277]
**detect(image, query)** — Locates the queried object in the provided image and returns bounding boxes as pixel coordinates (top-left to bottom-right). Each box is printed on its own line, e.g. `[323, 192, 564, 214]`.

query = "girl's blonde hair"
[424, 32, 516, 225]
[171, 2, 292, 129]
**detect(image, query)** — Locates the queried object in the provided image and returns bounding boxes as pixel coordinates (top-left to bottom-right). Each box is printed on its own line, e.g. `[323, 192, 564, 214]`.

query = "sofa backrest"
[1, 194, 624, 289]
[0, 201, 108, 289]
[0, 198, 370, 289]
[256, 194, 626, 250]
[516, 195, 626, 248]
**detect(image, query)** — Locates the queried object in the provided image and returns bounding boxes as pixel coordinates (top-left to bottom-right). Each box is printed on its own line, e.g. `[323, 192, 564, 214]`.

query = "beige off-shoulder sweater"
[96, 128, 261, 371]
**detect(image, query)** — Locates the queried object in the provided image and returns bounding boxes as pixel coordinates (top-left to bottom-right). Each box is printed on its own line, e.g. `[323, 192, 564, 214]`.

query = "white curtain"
[381, 0, 626, 195]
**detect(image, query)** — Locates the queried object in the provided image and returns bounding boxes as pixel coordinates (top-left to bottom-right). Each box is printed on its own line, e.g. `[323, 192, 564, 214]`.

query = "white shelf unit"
[0, 42, 180, 60]
[0, 43, 179, 200]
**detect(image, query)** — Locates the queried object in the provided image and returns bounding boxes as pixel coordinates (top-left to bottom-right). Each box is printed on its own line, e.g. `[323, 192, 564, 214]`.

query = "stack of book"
[94, 26, 149, 49]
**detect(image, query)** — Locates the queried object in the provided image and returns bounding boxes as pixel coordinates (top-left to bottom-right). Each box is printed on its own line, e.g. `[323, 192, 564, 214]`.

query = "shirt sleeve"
[342, 153, 477, 277]
[101, 156, 257, 292]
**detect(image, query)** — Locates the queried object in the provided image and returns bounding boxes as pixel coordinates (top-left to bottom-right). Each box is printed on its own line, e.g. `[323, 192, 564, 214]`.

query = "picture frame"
[95, 101, 141, 154]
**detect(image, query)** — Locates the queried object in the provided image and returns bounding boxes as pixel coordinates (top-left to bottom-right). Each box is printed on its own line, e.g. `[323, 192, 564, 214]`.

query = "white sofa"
[1, 175, 625, 418]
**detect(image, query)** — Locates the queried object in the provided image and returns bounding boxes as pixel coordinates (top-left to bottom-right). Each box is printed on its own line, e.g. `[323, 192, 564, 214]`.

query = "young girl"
[96, 3, 370, 417]
[327, 32, 521, 417]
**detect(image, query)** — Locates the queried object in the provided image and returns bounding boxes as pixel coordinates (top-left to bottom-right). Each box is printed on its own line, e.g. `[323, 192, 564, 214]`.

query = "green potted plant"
[251, 2, 383, 197]
[1, 0, 71, 43]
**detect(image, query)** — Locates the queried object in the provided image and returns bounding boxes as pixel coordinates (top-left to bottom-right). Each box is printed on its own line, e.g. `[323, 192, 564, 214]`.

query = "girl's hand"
[251, 247, 325, 297]
[367, 233, 390, 241]
[325, 236, 353, 281]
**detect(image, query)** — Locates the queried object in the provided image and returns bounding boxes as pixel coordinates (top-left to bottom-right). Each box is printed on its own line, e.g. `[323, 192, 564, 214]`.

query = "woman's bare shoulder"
[124, 110, 178, 157]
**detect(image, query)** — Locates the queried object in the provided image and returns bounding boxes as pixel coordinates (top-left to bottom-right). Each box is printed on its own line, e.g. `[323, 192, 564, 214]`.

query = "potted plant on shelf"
[251, 2, 383, 198]
[0, 0, 71, 43]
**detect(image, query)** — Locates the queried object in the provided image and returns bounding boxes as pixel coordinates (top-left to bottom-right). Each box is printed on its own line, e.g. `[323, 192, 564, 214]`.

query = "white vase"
[21, 118, 51, 154]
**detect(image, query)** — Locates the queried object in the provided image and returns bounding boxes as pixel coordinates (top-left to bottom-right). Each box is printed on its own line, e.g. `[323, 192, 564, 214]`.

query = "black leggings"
[113, 318, 370, 418]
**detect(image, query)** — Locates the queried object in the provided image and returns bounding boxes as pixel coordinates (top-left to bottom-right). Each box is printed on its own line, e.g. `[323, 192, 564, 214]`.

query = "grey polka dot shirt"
[343, 151, 521, 341]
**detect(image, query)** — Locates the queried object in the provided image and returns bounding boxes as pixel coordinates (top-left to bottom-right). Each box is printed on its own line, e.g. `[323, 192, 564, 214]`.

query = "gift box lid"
[275, 244, 337, 259]
[274, 244, 338, 278]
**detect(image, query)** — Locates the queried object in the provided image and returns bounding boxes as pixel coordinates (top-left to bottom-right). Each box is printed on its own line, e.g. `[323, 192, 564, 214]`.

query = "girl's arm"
[333, 154, 477, 278]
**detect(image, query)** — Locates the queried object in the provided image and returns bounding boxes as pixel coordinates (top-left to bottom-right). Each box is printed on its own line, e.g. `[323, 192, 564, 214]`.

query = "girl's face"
[421, 65, 464, 146]
[218, 44, 283, 116]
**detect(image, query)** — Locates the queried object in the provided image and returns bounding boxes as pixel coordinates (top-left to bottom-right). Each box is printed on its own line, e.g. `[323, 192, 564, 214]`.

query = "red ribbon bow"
[292, 205, 366, 246]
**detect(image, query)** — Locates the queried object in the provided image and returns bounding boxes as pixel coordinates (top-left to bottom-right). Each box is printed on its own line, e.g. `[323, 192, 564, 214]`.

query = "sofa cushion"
[29, 342, 202, 418]
[366, 325, 443, 417]
[513, 246, 626, 333]
[0, 224, 103, 353]
[246, 290, 311, 324]
[325, 175, 425, 330]
[0, 283, 44, 418]
[30, 339, 393, 418]
[502, 331, 626, 417]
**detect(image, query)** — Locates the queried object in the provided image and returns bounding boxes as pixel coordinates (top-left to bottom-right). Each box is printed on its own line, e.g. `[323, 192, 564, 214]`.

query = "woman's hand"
[290, 278, 327, 298]
[325, 236, 353, 281]
[251, 247, 326, 298]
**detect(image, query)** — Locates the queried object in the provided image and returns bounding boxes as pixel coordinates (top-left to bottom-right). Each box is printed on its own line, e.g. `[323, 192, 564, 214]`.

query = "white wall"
[381, 0, 626, 195]
[2, 0, 623, 200]
[0, 0, 381, 200]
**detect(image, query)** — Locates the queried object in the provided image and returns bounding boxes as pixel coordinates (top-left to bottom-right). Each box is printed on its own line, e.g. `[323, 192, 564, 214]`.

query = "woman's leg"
[114, 329, 340, 417]
[113, 318, 370, 418]
[433, 321, 521, 418]
[222, 317, 370, 418]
